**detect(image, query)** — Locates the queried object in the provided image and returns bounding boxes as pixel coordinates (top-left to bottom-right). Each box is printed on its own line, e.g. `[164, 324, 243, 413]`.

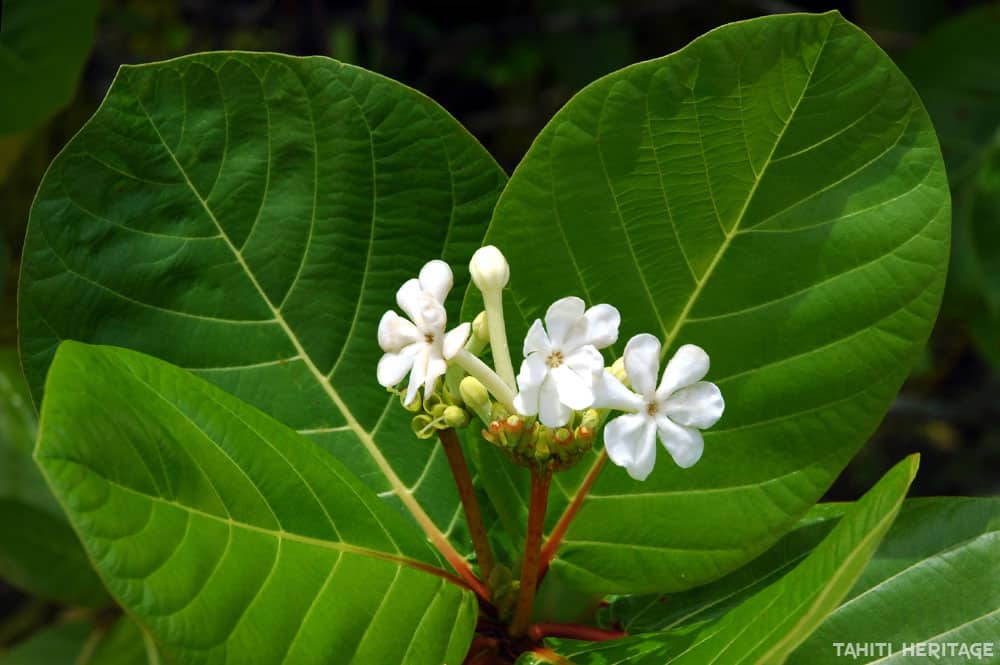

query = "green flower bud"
[444, 405, 470, 428]
[579, 409, 600, 430]
[554, 428, 573, 447]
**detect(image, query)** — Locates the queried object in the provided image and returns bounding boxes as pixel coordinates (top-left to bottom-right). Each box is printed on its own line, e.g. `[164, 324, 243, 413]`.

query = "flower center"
[646, 401, 659, 417]
[425, 333, 435, 344]
[546, 351, 565, 368]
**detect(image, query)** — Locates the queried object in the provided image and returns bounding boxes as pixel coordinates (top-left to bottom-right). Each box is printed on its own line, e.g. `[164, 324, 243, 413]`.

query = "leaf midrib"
[121, 66, 463, 568]
[543, 18, 835, 554]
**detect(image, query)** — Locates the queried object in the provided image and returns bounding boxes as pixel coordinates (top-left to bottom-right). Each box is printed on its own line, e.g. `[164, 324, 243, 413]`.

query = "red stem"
[527, 622, 628, 643]
[509, 466, 551, 636]
[438, 428, 496, 586]
[538, 453, 606, 580]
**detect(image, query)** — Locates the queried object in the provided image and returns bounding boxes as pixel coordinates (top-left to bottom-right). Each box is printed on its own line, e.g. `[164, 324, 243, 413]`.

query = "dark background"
[1, 0, 998, 639]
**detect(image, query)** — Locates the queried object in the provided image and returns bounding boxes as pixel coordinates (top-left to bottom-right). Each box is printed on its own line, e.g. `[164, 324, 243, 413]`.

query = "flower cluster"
[377, 247, 725, 480]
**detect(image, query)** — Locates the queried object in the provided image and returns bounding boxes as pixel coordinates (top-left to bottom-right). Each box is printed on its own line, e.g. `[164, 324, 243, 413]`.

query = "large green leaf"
[473, 10, 949, 595]
[0, 0, 98, 136]
[603, 503, 846, 634]
[18, 53, 507, 559]
[36, 341, 478, 665]
[0, 348, 108, 606]
[790, 496, 1000, 664]
[604, 495, 1000, 649]
[533, 456, 918, 665]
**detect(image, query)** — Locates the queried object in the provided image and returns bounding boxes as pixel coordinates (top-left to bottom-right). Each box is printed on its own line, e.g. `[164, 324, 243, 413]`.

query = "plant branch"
[538, 452, 606, 580]
[438, 428, 496, 585]
[527, 622, 628, 642]
[509, 466, 551, 636]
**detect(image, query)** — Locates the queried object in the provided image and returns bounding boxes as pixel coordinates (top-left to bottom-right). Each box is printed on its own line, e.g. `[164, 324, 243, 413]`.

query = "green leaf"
[546, 455, 919, 665]
[0, 617, 163, 665]
[0, 347, 108, 606]
[37, 341, 478, 665]
[604, 503, 846, 633]
[18, 53, 507, 557]
[474, 10, 949, 595]
[0, 0, 99, 135]
[790, 496, 1000, 664]
[901, 4, 1000, 365]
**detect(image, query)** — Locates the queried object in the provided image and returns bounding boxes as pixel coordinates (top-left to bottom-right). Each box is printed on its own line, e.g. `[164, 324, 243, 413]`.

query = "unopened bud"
[574, 426, 594, 443]
[579, 409, 599, 430]
[609, 357, 628, 384]
[460, 377, 491, 417]
[472, 311, 489, 342]
[469, 245, 510, 292]
[444, 405, 470, 428]
[504, 415, 523, 434]
[481, 428, 497, 444]
[554, 428, 573, 447]
[430, 403, 448, 419]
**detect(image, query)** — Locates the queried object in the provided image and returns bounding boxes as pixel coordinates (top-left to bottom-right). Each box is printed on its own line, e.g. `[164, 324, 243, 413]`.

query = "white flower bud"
[470, 245, 510, 292]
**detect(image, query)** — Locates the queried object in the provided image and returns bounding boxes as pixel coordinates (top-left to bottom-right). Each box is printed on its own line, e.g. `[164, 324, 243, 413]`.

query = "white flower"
[593, 334, 724, 481]
[513, 296, 620, 427]
[377, 260, 470, 406]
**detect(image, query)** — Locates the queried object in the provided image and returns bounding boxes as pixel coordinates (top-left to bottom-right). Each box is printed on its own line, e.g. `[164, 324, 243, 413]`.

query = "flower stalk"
[437, 428, 496, 585]
[509, 466, 552, 637]
[453, 348, 517, 412]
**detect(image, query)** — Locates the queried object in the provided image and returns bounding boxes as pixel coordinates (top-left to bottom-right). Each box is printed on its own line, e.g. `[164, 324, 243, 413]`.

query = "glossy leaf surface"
[541, 456, 918, 664]
[36, 342, 477, 665]
[18, 53, 507, 556]
[474, 10, 949, 594]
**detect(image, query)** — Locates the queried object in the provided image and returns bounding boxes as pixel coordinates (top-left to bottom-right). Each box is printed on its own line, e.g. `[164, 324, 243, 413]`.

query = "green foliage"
[471, 10, 948, 595]
[902, 4, 1000, 367]
[0, 348, 107, 606]
[7, 9, 969, 665]
[37, 341, 478, 665]
[536, 456, 918, 664]
[17, 51, 507, 556]
[0, 617, 162, 665]
[0, 0, 99, 180]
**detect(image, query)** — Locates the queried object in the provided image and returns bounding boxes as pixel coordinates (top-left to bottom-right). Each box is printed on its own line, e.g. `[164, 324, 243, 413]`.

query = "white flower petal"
[544, 296, 585, 347]
[624, 333, 662, 396]
[551, 365, 594, 411]
[377, 311, 419, 352]
[523, 319, 551, 357]
[404, 347, 430, 406]
[657, 344, 710, 399]
[417, 293, 447, 333]
[655, 415, 704, 469]
[442, 322, 470, 360]
[583, 304, 621, 349]
[662, 381, 724, 429]
[513, 353, 548, 416]
[423, 354, 448, 402]
[396, 279, 423, 324]
[418, 259, 453, 304]
[605, 412, 657, 481]
[565, 345, 604, 379]
[376, 345, 418, 387]
[592, 370, 644, 412]
[538, 375, 572, 427]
